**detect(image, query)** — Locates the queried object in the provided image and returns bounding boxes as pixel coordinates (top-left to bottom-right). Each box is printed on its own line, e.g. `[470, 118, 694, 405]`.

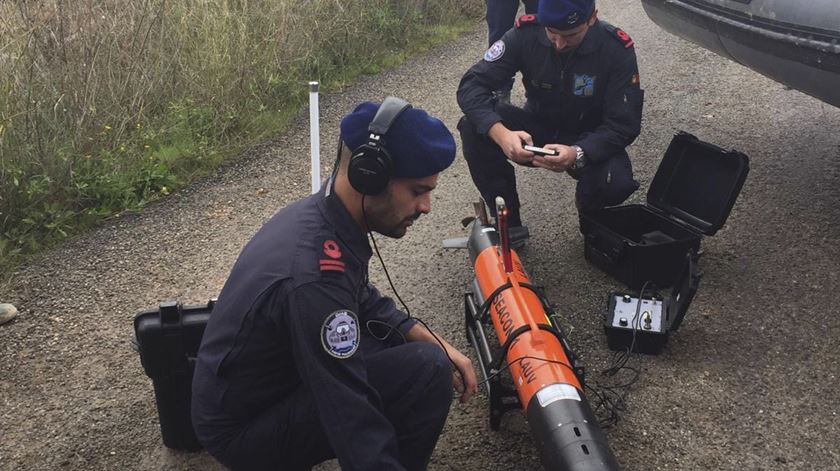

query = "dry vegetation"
[0, 0, 482, 264]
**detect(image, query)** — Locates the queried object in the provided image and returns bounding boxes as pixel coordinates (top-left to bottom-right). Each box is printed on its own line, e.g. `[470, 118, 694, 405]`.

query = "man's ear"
[588, 9, 599, 26]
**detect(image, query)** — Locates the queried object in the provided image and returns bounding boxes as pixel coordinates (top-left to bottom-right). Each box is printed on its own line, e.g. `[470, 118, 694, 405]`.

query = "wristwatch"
[571, 145, 586, 170]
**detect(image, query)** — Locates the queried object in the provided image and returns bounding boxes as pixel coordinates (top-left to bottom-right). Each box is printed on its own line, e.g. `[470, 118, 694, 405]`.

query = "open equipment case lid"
[647, 131, 750, 236]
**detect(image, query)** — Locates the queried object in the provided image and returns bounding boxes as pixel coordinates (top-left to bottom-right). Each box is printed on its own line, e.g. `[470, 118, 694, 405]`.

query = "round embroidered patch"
[321, 310, 360, 359]
[323, 239, 342, 259]
[484, 40, 506, 62]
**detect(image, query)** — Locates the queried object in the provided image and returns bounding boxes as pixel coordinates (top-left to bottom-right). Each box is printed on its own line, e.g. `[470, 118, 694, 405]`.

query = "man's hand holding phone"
[531, 144, 577, 173]
[523, 145, 558, 156]
[488, 123, 535, 165]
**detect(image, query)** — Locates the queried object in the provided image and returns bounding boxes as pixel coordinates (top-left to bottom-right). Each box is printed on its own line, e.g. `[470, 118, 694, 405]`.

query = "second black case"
[581, 131, 749, 289]
[134, 299, 214, 451]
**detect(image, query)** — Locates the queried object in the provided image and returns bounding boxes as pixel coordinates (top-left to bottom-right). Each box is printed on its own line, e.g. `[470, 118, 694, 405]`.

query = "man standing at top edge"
[485, 0, 540, 104]
[457, 0, 644, 242]
[192, 98, 477, 470]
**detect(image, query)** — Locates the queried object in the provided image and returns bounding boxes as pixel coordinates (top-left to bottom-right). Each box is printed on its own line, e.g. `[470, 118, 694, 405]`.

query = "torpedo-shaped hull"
[464, 218, 620, 470]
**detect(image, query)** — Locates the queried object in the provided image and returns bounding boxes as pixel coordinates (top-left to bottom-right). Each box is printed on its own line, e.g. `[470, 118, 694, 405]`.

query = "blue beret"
[538, 0, 596, 30]
[340, 101, 456, 179]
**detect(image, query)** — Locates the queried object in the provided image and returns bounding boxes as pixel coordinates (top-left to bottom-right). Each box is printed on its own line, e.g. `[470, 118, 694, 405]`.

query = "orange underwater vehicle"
[463, 198, 619, 470]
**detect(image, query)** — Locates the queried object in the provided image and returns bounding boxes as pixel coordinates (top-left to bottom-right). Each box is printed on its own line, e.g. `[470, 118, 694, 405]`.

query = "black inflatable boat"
[642, 0, 840, 107]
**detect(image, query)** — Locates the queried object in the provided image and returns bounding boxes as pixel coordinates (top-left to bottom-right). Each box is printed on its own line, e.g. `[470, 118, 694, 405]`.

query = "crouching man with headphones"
[192, 98, 477, 471]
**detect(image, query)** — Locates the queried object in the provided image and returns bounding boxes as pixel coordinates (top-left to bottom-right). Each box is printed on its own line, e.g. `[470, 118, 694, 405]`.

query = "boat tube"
[642, 0, 840, 107]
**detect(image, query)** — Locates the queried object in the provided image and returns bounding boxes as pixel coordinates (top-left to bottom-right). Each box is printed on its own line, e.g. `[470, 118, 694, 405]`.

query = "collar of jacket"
[317, 177, 373, 262]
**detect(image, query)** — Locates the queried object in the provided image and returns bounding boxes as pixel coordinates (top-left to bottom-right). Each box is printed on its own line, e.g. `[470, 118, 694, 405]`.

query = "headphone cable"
[361, 195, 465, 391]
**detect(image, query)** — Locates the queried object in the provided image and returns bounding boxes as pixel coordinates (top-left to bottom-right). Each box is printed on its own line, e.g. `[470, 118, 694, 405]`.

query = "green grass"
[0, 0, 484, 271]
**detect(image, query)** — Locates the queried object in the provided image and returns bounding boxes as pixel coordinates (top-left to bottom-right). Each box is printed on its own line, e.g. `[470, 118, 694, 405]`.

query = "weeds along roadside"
[0, 0, 483, 271]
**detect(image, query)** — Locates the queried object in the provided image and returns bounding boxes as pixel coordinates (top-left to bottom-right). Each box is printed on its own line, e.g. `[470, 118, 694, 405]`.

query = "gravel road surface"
[2, 1, 838, 469]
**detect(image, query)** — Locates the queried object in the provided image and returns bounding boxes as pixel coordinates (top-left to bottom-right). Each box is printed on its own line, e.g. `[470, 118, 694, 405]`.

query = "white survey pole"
[309, 81, 321, 194]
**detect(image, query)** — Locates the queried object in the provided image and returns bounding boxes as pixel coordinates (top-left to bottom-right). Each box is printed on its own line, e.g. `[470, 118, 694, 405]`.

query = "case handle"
[159, 300, 181, 326]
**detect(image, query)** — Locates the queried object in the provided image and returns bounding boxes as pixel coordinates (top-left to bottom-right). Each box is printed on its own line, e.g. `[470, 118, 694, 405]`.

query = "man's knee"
[576, 153, 639, 211]
[458, 115, 498, 166]
[370, 342, 453, 409]
[457, 115, 480, 143]
[388, 343, 452, 421]
[458, 115, 476, 145]
[411, 342, 454, 397]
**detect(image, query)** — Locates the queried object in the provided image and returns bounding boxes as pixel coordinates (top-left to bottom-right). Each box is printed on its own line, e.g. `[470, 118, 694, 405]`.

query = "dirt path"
[2, 1, 839, 469]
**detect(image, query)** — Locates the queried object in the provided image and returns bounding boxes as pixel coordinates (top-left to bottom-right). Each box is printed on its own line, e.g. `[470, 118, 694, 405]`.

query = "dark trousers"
[486, 0, 539, 45]
[486, 0, 538, 93]
[201, 341, 453, 471]
[458, 103, 639, 226]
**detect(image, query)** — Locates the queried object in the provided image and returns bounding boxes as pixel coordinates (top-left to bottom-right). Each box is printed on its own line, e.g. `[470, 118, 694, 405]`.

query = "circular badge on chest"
[321, 310, 360, 359]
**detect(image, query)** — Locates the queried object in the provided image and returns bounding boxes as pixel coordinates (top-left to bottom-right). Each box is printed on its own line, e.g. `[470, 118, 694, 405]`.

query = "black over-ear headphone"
[348, 96, 412, 195]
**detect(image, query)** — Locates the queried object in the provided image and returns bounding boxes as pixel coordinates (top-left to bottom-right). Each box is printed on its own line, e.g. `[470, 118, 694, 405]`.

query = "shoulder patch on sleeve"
[321, 309, 360, 359]
[319, 238, 346, 273]
[484, 40, 506, 62]
[515, 14, 538, 28]
[612, 27, 635, 49]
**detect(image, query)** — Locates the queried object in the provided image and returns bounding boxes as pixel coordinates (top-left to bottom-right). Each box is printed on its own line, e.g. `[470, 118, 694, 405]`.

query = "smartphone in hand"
[523, 145, 558, 156]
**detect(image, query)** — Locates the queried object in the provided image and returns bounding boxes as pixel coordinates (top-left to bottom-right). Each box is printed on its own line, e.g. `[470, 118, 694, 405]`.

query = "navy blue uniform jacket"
[192, 181, 417, 469]
[457, 18, 644, 163]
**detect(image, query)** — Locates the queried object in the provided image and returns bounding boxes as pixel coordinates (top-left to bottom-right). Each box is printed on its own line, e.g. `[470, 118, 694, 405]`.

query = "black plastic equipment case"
[581, 131, 749, 289]
[604, 252, 701, 354]
[134, 299, 214, 451]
